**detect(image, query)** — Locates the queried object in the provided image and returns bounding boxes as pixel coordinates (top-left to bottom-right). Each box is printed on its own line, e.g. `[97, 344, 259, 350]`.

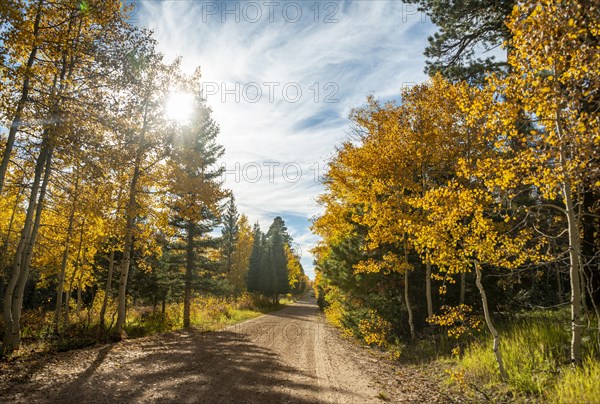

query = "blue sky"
[137, 0, 436, 278]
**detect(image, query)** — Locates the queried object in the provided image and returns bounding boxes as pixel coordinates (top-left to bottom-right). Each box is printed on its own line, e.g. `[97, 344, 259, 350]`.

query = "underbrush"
[448, 309, 600, 402]
[553, 358, 600, 403]
[322, 303, 600, 402]
[126, 293, 271, 335]
[3, 292, 294, 358]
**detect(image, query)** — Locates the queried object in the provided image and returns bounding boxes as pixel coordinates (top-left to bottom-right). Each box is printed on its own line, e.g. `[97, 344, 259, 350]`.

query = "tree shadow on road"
[51, 329, 333, 403]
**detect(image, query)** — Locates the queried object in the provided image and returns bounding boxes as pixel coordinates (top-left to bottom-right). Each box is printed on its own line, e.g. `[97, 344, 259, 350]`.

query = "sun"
[165, 91, 195, 123]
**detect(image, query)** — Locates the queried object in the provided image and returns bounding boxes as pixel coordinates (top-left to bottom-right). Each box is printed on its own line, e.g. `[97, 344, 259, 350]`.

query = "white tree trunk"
[1, 142, 49, 356]
[99, 250, 115, 329]
[405, 268, 415, 340]
[0, 0, 44, 195]
[563, 178, 583, 365]
[54, 178, 78, 332]
[403, 239, 415, 340]
[474, 260, 508, 380]
[11, 148, 52, 349]
[115, 160, 141, 337]
[115, 91, 150, 337]
[556, 108, 583, 366]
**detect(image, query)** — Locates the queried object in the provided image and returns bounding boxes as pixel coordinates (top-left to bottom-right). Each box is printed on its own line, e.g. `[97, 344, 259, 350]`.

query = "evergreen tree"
[258, 233, 277, 302]
[246, 217, 292, 303]
[267, 217, 290, 301]
[246, 222, 263, 292]
[406, 0, 514, 83]
[167, 87, 226, 329]
[221, 195, 239, 274]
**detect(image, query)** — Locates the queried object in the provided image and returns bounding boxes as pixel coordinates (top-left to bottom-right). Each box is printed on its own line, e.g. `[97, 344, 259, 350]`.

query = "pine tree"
[267, 217, 290, 302]
[221, 195, 239, 274]
[405, 0, 514, 83]
[258, 233, 277, 303]
[246, 223, 263, 293]
[167, 83, 225, 329]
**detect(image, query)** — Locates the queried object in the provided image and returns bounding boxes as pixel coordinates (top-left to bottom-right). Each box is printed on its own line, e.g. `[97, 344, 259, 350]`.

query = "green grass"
[453, 309, 600, 402]
[553, 358, 600, 403]
[125, 293, 291, 336]
[8, 292, 297, 357]
[188, 308, 263, 332]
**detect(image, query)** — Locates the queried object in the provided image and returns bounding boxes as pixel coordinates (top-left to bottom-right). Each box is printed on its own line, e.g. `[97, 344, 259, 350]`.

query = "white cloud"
[139, 0, 436, 278]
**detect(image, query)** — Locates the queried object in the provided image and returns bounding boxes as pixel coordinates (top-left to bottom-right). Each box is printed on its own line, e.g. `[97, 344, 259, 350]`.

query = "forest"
[312, 0, 600, 401]
[0, 0, 308, 358]
[0, 0, 599, 402]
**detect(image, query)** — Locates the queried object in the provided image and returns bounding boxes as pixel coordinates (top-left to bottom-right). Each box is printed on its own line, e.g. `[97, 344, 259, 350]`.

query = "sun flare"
[165, 91, 195, 123]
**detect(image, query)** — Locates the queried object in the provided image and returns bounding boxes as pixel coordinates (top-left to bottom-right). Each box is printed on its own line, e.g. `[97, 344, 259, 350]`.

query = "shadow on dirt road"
[1, 295, 379, 403]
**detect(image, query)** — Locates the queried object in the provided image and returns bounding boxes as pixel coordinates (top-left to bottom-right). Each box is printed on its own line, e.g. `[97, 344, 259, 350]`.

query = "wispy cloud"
[138, 0, 435, 277]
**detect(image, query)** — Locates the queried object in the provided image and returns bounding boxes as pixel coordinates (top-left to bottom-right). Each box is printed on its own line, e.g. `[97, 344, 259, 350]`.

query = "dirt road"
[0, 295, 449, 403]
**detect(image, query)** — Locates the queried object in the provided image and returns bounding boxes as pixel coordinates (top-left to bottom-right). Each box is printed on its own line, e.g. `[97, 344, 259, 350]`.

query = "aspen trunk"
[556, 109, 583, 366]
[1, 142, 49, 356]
[0, 181, 25, 300]
[99, 250, 115, 329]
[564, 179, 583, 365]
[4, 4, 79, 350]
[405, 268, 415, 340]
[12, 147, 53, 336]
[183, 222, 194, 329]
[65, 221, 85, 325]
[0, 0, 44, 195]
[75, 269, 83, 319]
[403, 238, 415, 340]
[11, 147, 52, 349]
[425, 261, 433, 319]
[54, 181, 78, 332]
[115, 164, 140, 336]
[115, 93, 149, 337]
[474, 260, 508, 380]
[75, 255, 86, 318]
[116, 210, 134, 335]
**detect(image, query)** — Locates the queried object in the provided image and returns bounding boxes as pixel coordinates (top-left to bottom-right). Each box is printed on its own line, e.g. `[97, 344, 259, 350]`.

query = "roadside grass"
[553, 358, 600, 403]
[4, 292, 297, 358]
[448, 309, 600, 402]
[321, 305, 600, 402]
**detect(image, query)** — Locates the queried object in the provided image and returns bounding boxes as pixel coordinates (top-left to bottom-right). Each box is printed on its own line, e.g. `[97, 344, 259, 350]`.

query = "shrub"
[358, 310, 391, 347]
